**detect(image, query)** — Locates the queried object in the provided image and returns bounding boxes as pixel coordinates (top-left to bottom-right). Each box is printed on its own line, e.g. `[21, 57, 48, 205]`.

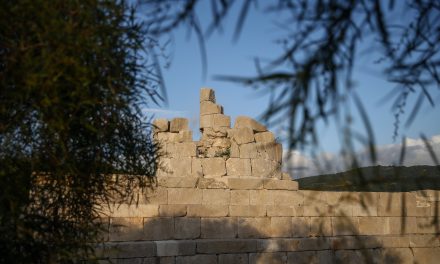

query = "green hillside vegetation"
[297, 166, 440, 192]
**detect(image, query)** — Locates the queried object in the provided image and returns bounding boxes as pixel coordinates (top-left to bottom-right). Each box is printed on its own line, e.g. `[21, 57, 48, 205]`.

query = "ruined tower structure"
[153, 88, 290, 182]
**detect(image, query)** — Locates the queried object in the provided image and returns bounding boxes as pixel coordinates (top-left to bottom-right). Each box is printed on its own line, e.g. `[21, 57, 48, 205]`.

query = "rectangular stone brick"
[158, 177, 198, 188]
[142, 217, 174, 240]
[201, 217, 238, 238]
[168, 188, 202, 204]
[187, 205, 229, 217]
[239, 143, 258, 158]
[197, 239, 257, 253]
[297, 237, 331, 250]
[389, 217, 417, 234]
[272, 190, 303, 206]
[170, 157, 192, 177]
[254, 131, 275, 143]
[263, 179, 298, 190]
[218, 254, 248, 264]
[358, 217, 389, 235]
[228, 178, 264, 190]
[202, 157, 226, 177]
[231, 190, 250, 205]
[176, 255, 217, 264]
[197, 178, 228, 189]
[267, 205, 299, 217]
[416, 217, 438, 233]
[287, 251, 317, 264]
[159, 205, 187, 217]
[310, 217, 332, 236]
[412, 247, 440, 264]
[153, 118, 169, 132]
[270, 217, 293, 237]
[174, 217, 200, 239]
[409, 234, 440, 247]
[378, 192, 403, 216]
[203, 189, 230, 205]
[256, 238, 300, 252]
[303, 204, 332, 216]
[381, 235, 410, 248]
[250, 252, 287, 264]
[238, 217, 271, 238]
[251, 158, 280, 178]
[226, 158, 252, 176]
[200, 101, 223, 115]
[229, 205, 266, 217]
[156, 240, 195, 256]
[331, 217, 359, 236]
[170, 118, 189, 132]
[142, 187, 168, 204]
[200, 88, 215, 102]
[191, 158, 203, 177]
[250, 190, 274, 205]
[174, 142, 196, 157]
[228, 127, 254, 145]
[98, 241, 156, 259]
[105, 204, 159, 218]
[109, 217, 144, 241]
[292, 217, 310, 237]
[330, 236, 381, 250]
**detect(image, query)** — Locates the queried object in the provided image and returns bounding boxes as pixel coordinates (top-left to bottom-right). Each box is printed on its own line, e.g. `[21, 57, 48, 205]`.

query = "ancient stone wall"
[97, 89, 440, 263]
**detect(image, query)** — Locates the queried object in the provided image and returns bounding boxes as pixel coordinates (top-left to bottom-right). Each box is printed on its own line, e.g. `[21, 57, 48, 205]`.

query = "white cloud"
[283, 134, 440, 179]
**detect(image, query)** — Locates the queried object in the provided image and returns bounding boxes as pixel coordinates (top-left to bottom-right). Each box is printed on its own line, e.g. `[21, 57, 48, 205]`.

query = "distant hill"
[297, 165, 440, 192]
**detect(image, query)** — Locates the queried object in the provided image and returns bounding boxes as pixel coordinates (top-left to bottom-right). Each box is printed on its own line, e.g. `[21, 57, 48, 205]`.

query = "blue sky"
[146, 2, 440, 175]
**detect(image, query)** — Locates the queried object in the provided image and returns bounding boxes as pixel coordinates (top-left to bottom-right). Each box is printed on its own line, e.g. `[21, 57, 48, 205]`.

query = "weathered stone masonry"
[98, 88, 440, 264]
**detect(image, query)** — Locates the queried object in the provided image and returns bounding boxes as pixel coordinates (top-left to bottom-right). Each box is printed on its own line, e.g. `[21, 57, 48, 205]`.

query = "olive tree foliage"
[143, 0, 439, 168]
[0, 0, 164, 263]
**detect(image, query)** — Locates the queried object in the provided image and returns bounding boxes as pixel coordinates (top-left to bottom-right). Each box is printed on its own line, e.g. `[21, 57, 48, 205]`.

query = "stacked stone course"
[98, 88, 440, 264]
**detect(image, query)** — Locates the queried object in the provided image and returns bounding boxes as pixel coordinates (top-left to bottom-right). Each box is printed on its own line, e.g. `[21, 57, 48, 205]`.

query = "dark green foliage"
[0, 0, 161, 263]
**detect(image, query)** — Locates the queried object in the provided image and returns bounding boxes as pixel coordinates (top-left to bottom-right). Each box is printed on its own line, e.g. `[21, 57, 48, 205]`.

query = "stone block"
[228, 178, 264, 190]
[381, 235, 410, 248]
[200, 88, 216, 102]
[230, 141, 240, 158]
[105, 204, 159, 218]
[330, 236, 381, 250]
[234, 116, 267, 132]
[156, 240, 195, 257]
[303, 204, 331, 217]
[409, 234, 440, 247]
[170, 118, 189, 132]
[197, 239, 257, 253]
[169, 157, 192, 177]
[98, 241, 156, 259]
[256, 238, 300, 252]
[201, 217, 238, 238]
[159, 205, 187, 217]
[229, 205, 266, 217]
[155, 132, 180, 143]
[153, 119, 169, 132]
[158, 177, 198, 188]
[202, 157, 226, 177]
[218, 254, 248, 264]
[270, 217, 293, 237]
[191, 158, 203, 177]
[174, 143, 196, 157]
[272, 190, 303, 206]
[156, 158, 173, 177]
[142, 187, 168, 204]
[226, 158, 252, 176]
[201, 114, 231, 128]
[331, 217, 359, 236]
[254, 131, 275, 143]
[108, 217, 144, 241]
[177, 130, 192, 142]
[358, 217, 389, 235]
[197, 178, 228, 189]
[239, 143, 257, 158]
[256, 142, 282, 162]
[310, 217, 332, 236]
[251, 159, 280, 178]
[168, 188, 202, 204]
[297, 237, 331, 251]
[412, 247, 440, 264]
[176, 255, 217, 264]
[142, 217, 174, 240]
[200, 101, 223, 115]
[264, 179, 298, 190]
[287, 251, 317, 264]
[378, 192, 403, 216]
[267, 205, 291, 217]
[228, 127, 255, 145]
[389, 216, 417, 234]
[186, 205, 229, 217]
[249, 252, 287, 264]
[238, 217, 271, 238]
[202, 189, 230, 205]
[291, 217, 310, 237]
[250, 190, 274, 205]
[174, 217, 200, 239]
[231, 190, 250, 205]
